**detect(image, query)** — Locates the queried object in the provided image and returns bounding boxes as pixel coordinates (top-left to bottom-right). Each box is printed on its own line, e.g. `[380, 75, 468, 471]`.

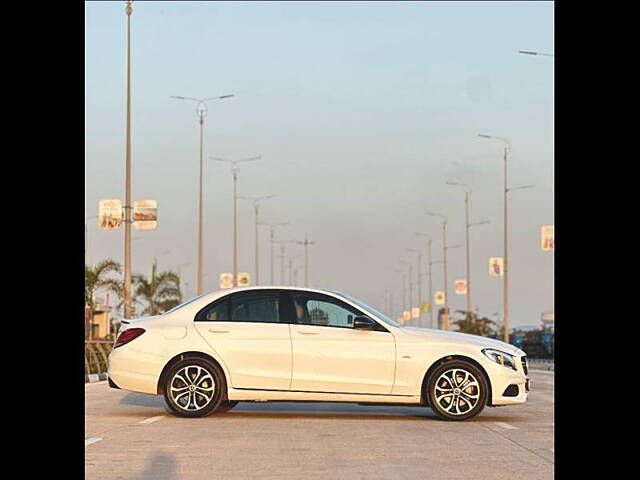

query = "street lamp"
[238, 194, 275, 286]
[415, 232, 434, 328]
[518, 50, 554, 57]
[478, 134, 534, 342]
[123, 0, 134, 319]
[399, 260, 413, 325]
[275, 240, 296, 285]
[170, 94, 234, 296]
[446, 182, 490, 318]
[296, 236, 317, 287]
[426, 212, 463, 330]
[406, 249, 422, 326]
[211, 156, 262, 286]
[258, 221, 289, 285]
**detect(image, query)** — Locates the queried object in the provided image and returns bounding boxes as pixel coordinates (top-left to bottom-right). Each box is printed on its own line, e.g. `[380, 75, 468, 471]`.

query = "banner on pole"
[237, 272, 251, 287]
[133, 199, 158, 230]
[455, 279, 467, 295]
[411, 307, 420, 318]
[434, 291, 445, 305]
[220, 273, 233, 289]
[489, 257, 503, 277]
[402, 310, 411, 322]
[421, 302, 430, 312]
[98, 199, 122, 230]
[541, 225, 554, 251]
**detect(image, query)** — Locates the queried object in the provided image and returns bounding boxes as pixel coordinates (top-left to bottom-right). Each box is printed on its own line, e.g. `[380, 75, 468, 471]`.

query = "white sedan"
[108, 287, 529, 421]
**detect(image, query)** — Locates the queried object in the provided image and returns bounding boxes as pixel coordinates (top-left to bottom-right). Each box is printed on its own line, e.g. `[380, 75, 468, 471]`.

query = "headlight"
[482, 348, 517, 371]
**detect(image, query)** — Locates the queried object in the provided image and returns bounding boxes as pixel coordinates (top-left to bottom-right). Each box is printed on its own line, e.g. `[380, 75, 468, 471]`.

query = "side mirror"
[353, 315, 377, 330]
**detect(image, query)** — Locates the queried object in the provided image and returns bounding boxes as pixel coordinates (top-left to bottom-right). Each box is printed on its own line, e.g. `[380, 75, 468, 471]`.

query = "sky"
[85, 1, 554, 328]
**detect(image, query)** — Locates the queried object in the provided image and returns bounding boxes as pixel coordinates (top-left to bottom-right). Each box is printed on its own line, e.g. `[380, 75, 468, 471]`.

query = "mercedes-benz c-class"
[108, 287, 529, 421]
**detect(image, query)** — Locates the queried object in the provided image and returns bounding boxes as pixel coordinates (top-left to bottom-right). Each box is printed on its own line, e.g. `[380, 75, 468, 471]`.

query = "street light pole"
[426, 212, 463, 330]
[275, 240, 295, 285]
[518, 50, 554, 57]
[123, 0, 133, 319]
[478, 134, 534, 342]
[238, 195, 275, 286]
[211, 156, 261, 286]
[296, 236, 317, 287]
[259, 222, 289, 285]
[415, 232, 433, 328]
[447, 182, 490, 319]
[406, 250, 422, 325]
[170, 94, 234, 295]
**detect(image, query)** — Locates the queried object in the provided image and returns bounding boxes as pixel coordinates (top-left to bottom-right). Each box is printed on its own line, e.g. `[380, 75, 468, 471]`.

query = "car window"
[292, 292, 361, 328]
[231, 291, 280, 323]
[197, 297, 229, 321]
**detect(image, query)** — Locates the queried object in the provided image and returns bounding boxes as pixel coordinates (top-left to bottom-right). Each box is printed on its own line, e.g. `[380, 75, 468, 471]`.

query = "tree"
[85, 259, 122, 339]
[134, 261, 182, 316]
[452, 310, 497, 337]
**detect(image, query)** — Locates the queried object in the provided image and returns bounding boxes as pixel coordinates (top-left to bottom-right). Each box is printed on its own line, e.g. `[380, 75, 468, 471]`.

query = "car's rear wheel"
[427, 360, 488, 421]
[163, 358, 225, 418]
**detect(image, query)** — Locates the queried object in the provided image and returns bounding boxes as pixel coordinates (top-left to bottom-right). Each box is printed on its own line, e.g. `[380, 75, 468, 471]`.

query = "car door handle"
[298, 329, 320, 335]
[208, 327, 230, 333]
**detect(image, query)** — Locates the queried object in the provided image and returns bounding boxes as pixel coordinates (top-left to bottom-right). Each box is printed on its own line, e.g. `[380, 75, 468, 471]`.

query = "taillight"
[114, 327, 145, 349]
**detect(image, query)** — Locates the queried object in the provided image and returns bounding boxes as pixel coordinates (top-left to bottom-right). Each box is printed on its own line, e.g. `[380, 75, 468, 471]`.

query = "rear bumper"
[107, 344, 163, 395]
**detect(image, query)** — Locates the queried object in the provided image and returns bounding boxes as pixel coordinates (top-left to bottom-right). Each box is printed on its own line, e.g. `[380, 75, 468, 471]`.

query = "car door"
[288, 291, 396, 394]
[193, 289, 292, 391]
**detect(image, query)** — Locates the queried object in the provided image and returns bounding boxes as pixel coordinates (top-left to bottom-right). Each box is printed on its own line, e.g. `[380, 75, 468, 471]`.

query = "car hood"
[400, 326, 523, 356]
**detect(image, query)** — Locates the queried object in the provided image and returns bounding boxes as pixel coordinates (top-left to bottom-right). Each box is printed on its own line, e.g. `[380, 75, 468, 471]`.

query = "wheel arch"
[156, 351, 229, 399]
[421, 354, 493, 406]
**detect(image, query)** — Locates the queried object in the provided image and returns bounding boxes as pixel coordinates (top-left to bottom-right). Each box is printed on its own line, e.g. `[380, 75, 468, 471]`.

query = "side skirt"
[227, 388, 422, 404]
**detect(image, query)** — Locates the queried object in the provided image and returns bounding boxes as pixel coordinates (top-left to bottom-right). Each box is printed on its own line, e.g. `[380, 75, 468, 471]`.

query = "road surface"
[85, 369, 554, 479]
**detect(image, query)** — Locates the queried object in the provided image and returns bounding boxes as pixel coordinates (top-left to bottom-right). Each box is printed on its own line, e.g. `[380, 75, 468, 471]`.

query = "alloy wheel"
[170, 365, 216, 412]
[433, 368, 480, 416]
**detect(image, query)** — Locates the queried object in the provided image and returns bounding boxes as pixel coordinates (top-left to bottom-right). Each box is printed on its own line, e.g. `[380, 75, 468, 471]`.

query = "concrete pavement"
[85, 370, 554, 479]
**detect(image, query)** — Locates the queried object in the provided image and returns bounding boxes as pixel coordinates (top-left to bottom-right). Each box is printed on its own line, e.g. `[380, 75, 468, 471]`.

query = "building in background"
[85, 301, 112, 339]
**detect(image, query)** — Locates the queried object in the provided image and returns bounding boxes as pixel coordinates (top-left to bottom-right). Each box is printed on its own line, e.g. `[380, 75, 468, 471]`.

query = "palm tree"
[134, 261, 182, 316]
[85, 259, 121, 339]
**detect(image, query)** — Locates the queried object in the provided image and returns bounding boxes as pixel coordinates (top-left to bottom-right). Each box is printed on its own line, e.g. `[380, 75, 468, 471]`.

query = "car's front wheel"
[163, 358, 225, 418]
[427, 360, 488, 421]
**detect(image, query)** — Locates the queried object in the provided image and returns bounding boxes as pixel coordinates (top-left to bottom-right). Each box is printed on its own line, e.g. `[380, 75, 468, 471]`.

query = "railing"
[85, 340, 113, 375]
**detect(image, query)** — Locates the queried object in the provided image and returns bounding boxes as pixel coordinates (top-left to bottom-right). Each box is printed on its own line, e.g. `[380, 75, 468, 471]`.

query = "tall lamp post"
[518, 50, 554, 57]
[123, 0, 134, 319]
[399, 260, 413, 319]
[415, 232, 433, 328]
[238, 194, 275, 285]
[211, 156, 261, 286]
[406, 250, 422, 326]
[478, 134, 534, 342]
[296, 236, 317, 287]
[275, 240, 295, 285]
[170, 94, 234, 295]
[446, 182, 490, 318]
[426, 212, 463, 330]
[259, 221, 289, 285]
[393, 268, 406, 320]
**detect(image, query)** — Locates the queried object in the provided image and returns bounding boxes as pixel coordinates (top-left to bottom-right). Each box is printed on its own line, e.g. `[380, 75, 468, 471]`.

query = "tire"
[426, 360, 488, 421]
[163, 357, 226, 418]
[215, 400, 239, 413]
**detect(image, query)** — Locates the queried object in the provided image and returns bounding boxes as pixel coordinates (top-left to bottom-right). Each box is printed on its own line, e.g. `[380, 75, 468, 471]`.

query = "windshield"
[163, 295, 204, 315]
[336, 292, 402, 328]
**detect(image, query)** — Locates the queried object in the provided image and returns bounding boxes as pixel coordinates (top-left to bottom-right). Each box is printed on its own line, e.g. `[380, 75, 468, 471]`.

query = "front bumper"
[484, 355, 529, 406]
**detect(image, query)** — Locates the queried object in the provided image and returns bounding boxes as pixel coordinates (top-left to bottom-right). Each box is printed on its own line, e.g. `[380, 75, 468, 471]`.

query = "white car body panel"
[108, 286, 528, 408]
[193, 322, 292, 390]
